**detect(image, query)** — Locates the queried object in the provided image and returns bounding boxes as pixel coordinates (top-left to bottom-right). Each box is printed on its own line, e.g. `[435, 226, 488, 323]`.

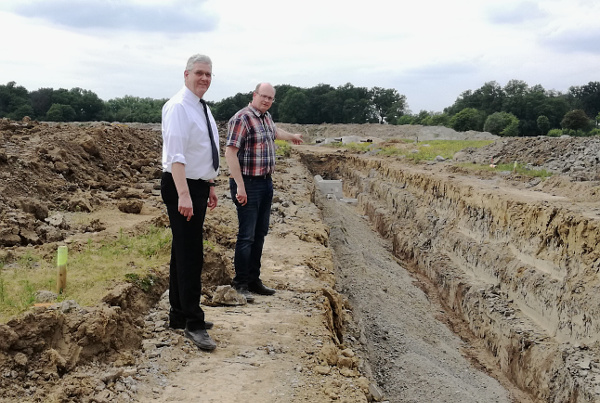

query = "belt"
[163, 171, 214, 184]
[242, 174, 271, 179]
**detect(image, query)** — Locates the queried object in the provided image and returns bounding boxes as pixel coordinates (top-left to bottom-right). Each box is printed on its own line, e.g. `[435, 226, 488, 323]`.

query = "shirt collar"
[247, 103, 269, 119]
[183, 86, 202, 104]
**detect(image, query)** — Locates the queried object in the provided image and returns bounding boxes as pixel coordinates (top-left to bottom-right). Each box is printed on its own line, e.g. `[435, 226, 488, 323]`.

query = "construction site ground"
[1, 119, 600, 402]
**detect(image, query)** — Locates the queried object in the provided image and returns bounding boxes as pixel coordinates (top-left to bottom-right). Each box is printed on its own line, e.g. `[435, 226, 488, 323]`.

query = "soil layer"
[2, 119, 600, 402]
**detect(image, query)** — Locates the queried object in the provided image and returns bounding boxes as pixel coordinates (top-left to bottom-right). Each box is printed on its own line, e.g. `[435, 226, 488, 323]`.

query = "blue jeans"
[229, 176, 273, 287]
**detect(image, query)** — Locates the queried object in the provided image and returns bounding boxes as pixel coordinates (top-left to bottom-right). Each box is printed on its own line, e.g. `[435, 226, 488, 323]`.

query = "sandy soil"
[2, 119, 599, 402]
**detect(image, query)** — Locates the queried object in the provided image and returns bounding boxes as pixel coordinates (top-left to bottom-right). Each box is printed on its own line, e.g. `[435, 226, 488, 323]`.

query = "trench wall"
[300, 151, 600, 403]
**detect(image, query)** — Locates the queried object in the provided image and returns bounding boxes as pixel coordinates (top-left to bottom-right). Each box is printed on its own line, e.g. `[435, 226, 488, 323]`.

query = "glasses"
[257, 93, 275, 102]
[194, 70, 213, 79]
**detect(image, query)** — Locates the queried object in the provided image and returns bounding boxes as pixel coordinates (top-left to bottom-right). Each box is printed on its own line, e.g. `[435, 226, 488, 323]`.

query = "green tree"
[371, 87, 407, 123]
[483, 112, 519, 136]
[278, 88, 309, 123]
[71, 88, 104, 121]
[500, 81, 572, 136]
[212, 92, 251, 121]
[502, 79, 529, 120]
[209, 82, 407, 124]
[384, 99, 408, 124]
[396, 115, 414, 125]
[444, 81, 504, 116]
[502, 118, 519, 136]
[535, 92, 570, 132]
[46, 104, 76, 122]
[429, 113, 450, 127]
[11, 104, 35, 120]
[537, 115, 551, 135]
[444, 89, 475, 115]
[51, 88, 75, 107]
[450, 108, 485, 131]
[547, 128, 564, 137]
[343, 97, 374, 123]
[103, 96, 165, 123]
[29, 88, 54, 119]
[413, 110, 431, 125]
[569, 81, 600, 119]
[444, 79, 574, 136]
[336, 83, 374, 123]
[0, 81, 32, 119]
[471, 81, 505, 115]
[320, 90, 343, 123]
[269, 84, 297, 121]
[306, 83, 336, 123]
[561, 109, 591, 134]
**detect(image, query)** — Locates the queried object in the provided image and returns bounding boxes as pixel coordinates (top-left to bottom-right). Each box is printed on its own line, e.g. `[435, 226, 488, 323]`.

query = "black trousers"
[161, 172, 210, 331]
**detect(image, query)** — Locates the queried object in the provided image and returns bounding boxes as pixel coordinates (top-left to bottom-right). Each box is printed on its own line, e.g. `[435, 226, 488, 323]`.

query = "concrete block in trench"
[314, 175, 357, 204]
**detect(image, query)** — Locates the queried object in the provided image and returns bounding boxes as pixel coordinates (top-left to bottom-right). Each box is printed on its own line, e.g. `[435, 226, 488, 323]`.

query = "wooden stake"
[57, 245, 67, 294]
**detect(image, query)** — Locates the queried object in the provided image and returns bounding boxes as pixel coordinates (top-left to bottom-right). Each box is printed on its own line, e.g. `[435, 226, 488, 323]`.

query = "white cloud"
[541, 28, 600, 54]
[12, 0, 217, 32]
[0, 0, 599, 113]
[486, 1, 548, 24]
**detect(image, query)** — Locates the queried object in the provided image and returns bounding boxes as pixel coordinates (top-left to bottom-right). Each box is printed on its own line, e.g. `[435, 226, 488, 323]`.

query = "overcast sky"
[1, 0, 599, 113]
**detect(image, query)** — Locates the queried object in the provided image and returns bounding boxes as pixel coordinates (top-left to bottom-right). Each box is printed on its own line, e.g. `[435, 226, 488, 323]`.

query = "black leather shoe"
[234, 286, 255, 303]
[169, 319, 213, 330]
[248, 281, 276, 296]
[184, 328, 217, 351]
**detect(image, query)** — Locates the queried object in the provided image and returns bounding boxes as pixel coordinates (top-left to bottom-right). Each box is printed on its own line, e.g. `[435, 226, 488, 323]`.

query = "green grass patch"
[344, 142, 375, 152]
[458, 162, 552, 179]
[323, 141, 377, 153]
[0, 225, 173, 323]
[328, 139, 495, 162]
[124, 272, 159, 292]
[327, 138, 552, 178]
[275, 139, 292, 157]
[380, 140, 495, 162]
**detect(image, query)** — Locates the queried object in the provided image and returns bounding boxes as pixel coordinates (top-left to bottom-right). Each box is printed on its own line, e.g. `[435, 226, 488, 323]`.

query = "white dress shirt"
[161, 86, 219, 180]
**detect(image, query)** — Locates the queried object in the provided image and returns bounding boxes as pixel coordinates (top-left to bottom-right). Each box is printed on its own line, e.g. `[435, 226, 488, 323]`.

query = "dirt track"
[2, 119, 600, 402]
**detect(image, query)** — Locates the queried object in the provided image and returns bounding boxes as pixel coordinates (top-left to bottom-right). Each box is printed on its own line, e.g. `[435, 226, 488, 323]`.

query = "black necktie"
[200, 99, 219, 171]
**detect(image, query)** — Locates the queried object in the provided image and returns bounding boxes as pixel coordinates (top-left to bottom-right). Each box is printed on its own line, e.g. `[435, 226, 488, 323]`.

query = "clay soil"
[1, 119, 599, 402]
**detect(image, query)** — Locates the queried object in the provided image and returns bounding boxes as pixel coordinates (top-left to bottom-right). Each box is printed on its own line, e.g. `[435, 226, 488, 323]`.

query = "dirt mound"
[454, 135, 600, 181]
[2, 118, 600, 402]
[277, 122, 498, 143]
[0, 119, 372, 402]
[0, 118, 236, 401]
[0, 119, 163, 249]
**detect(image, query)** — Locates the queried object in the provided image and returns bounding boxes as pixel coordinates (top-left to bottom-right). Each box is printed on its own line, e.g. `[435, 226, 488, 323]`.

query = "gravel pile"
[453, 136, 600, 181]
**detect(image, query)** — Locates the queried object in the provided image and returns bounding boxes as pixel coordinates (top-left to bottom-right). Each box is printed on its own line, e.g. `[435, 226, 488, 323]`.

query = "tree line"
[0, 81, 405, 126]
[416, 80, 600, 136]
[1, 79, 599, 136]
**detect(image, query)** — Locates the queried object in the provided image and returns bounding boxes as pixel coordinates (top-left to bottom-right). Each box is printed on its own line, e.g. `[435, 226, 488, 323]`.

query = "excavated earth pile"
[298, 140, 600, 403]
[2, 117, 600, 402]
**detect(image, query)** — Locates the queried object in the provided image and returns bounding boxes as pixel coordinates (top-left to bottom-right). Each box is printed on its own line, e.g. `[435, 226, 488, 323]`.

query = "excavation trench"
[299, 147, 600, 403]
[2, 119, 600, 402]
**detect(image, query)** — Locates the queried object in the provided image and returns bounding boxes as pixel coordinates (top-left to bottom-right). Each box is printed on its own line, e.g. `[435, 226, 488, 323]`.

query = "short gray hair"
[186, 54, 212, 71]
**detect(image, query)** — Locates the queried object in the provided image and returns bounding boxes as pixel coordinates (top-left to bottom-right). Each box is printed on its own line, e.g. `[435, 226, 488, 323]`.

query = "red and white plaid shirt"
[226, 104, 276, 177]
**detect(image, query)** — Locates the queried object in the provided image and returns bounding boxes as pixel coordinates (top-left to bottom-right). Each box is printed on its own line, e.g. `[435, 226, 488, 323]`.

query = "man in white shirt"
[161, 54, 219, 351]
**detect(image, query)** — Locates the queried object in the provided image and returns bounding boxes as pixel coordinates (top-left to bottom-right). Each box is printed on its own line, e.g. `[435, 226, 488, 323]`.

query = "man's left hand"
[208, 187, 218, 210]
[291, 133, 303, 145]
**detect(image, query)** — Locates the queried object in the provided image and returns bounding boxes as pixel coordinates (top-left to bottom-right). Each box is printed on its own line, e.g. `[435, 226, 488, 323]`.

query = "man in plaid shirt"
[225, 82, 303, 302]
